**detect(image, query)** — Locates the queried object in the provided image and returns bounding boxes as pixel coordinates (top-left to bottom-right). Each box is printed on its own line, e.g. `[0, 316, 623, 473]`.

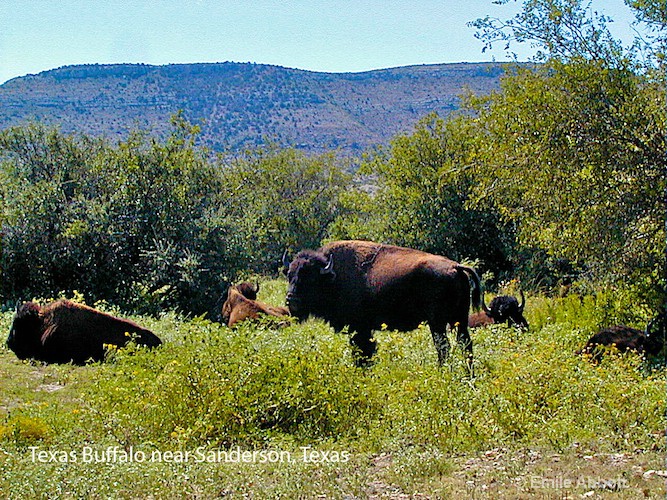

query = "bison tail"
[456, 265, 482, 311]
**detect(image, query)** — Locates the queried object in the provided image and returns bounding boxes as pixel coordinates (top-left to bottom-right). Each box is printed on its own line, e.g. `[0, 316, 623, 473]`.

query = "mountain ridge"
[0, 61, 507, 154]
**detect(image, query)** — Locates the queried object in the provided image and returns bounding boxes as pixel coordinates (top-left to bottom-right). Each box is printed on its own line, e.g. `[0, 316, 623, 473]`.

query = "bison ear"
[320, 254, 336, 280]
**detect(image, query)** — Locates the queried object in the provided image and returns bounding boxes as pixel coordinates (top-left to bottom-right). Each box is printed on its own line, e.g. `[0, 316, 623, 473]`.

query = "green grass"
[0, 282, 664, 498]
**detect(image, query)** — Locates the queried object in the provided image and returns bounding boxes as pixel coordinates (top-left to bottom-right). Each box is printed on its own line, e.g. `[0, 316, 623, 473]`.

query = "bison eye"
[294, 267, 319, 284]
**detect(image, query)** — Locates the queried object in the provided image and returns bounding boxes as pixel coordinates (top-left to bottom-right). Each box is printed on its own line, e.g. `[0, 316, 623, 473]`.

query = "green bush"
[0, 121, 353, 317]
[0, 286, 664, 495]
[61, 284, 666, 454]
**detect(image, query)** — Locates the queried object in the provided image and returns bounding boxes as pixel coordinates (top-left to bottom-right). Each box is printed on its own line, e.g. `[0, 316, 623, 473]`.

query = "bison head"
[236, 282, 259, 301]
[6, 301, 43, 360]
[284, 250, 335, 319]
[483, 291, 528, 329]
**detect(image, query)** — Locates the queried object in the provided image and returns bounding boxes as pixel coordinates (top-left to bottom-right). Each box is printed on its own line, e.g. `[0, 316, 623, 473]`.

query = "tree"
[216, 146, 352, 274]
[625, 0, 667, 69]
[461, 0, 666, 301]
[464, 61, 664, 279]
[334, 114, 516, 282]
[0, 118, 232, 317]
[0, 123, 108, 299]
[470, 0, 628, 66]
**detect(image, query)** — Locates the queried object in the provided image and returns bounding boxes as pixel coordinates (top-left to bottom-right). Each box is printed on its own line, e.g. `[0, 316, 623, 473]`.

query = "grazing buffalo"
[283, 240, 481, 369]
[577, 313, 666, 361]
[6, 300, 162, 364]
[221, 283, 290, 327]
[468, 291, 528, 329]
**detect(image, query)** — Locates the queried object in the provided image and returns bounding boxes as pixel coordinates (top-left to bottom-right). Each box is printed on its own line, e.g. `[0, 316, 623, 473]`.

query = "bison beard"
[6, 300, 162, 364]
[284, 240, 481, 370]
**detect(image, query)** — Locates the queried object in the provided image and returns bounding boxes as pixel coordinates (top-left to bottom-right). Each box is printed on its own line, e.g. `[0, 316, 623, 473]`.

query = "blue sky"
[0, 0, 638, 84]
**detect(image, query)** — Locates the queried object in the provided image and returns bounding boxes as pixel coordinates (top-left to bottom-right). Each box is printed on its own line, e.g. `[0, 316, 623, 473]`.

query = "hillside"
[0, 62, 506, 154]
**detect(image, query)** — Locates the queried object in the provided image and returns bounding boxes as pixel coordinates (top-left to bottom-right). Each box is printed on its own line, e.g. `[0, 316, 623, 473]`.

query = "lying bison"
[6, 300, 162, 364]
[222, 282, 290, 327]
[283, 240, 481, 369]
[577, 313, 666, 361]
[468, 291, 528, 329]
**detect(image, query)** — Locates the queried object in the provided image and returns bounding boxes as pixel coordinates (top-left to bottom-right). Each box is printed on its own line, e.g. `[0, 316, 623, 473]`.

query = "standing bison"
[6, 300, 162, 364]
[468, 291, 528, 329]
[222, 282, 290, 327]
[284, 240, 481, 369]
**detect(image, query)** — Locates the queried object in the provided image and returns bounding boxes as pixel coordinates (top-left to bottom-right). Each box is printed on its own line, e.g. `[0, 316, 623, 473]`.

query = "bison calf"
[221, 283, 290, 327]
[468, 291, 528, 329]
[578, 313, 666, 361]
[6, 300, 162, 364]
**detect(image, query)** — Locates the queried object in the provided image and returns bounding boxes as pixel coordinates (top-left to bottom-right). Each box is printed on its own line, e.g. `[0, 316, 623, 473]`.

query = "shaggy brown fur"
[468, 310, 495, 328]
[6, 300, 161, 364]
[578, 313, 666, 361]
[235, 282, 259, 301]
[221, 284, 290, 327]
[284, 240, 481, 368]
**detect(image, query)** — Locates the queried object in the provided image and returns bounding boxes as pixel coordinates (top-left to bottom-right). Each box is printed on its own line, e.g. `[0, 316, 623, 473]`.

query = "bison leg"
[429, 319, 474, 375]
[429, 327, 451, 365]
[350, 330, 377, 367]
[454, 322, 474, 376]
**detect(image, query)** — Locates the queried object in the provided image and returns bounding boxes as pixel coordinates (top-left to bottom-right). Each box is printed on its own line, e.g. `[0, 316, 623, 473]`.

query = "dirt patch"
[35, 383, 65, 393]
[365, 448, 666, 498]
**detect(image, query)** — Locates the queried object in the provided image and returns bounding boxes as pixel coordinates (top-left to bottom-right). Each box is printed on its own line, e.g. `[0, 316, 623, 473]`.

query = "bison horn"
[645, 317, 654, 337]
[519, 290, 525, 312]
[481, 295, 491, 314]
[645, 313, 663, 337]
[282, 250, 291, 270]
[320, 254, 336, 278]
[253, 282, 260, 294]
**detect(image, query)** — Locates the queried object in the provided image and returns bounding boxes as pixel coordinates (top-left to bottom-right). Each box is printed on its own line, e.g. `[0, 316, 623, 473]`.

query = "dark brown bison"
[221, 283, 290, 327]
[577, 313, 666, 361]
[468, 291, 528, 329]
[283, 240, 481, 369]
[235, 281, 259, 301]
[5, 300, 162, 364]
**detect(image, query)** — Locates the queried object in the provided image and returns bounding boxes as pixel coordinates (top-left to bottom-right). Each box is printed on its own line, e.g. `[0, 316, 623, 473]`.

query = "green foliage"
[0, 120, 354, 316]
[0, 118, 232, 315]
[625, 0, 667, 68]
[216, 146, 352, 271]
[333, 114, 516, 280]
[87, 317, 378, 449]
[471, 0, 629, 67]
[458, 59, 665, 301]
[0, 0, 664, 311]
[0, 286, 664, 496]
[0, 1, 665, 494]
